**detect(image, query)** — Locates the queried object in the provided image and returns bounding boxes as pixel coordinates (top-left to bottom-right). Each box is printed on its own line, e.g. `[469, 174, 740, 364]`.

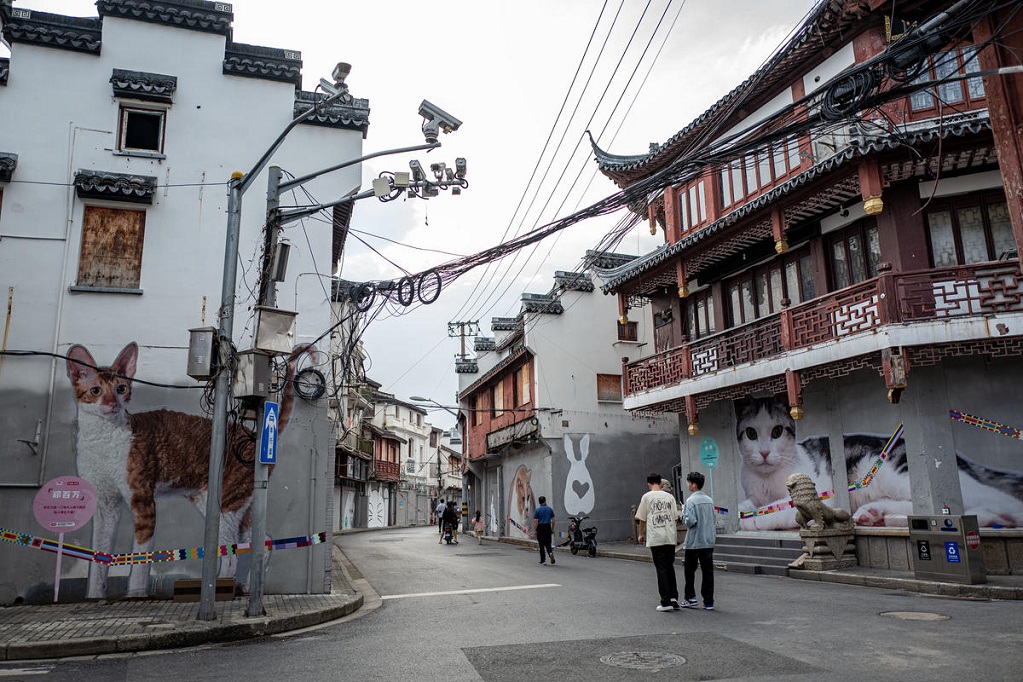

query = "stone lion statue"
[786, 473, 852, 530]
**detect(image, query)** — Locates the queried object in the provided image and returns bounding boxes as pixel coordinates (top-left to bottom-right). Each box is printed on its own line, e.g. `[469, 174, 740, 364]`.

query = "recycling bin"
[907, 515, 986, 584]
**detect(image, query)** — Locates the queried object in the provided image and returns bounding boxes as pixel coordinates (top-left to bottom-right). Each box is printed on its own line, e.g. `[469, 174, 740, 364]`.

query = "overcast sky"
[6, 0, 817, 429]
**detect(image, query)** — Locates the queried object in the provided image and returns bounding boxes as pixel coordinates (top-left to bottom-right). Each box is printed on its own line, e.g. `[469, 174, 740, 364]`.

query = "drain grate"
[599, 651, 687, 672]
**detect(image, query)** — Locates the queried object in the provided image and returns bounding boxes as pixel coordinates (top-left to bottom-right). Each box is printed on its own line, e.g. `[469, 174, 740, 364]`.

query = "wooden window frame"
[924, 192, 1015, 267]
[617, 320, 638, 342]
[684, 288, 717, 341]
[908, 44, 986, 116]
[118, 105, 167, 155]
[828, 220, 881, 291]
[725, 248, 813, 326]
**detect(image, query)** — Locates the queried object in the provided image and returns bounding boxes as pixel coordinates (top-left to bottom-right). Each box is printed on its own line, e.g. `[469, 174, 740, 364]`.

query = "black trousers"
[650, 544, 678, 606]
[536, 524, 553, 562]
[683, 547, 714, 605]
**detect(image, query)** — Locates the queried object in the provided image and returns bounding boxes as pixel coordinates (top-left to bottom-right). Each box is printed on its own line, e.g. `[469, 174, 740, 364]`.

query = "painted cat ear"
[66, 345, 96, 381]
[112, 342, 139, 379]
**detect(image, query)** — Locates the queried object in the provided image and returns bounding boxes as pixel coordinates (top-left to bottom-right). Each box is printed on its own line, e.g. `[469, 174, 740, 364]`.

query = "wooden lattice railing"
[623, 262, 1023, 396]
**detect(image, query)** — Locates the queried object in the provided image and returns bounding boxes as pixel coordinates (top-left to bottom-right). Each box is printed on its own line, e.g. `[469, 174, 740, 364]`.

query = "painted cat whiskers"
[67, 342, 310, 599]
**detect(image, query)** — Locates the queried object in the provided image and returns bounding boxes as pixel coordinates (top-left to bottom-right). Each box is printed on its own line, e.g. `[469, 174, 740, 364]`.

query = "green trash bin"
[908, 515, 986, 584]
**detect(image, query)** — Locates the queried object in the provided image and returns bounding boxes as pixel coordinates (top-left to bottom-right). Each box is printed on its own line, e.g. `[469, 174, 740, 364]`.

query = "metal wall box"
[233, 349, 272, 400]
[187, 326, 217, 380]
[253, 305, 297, 355]
[908, 514, 986, 584]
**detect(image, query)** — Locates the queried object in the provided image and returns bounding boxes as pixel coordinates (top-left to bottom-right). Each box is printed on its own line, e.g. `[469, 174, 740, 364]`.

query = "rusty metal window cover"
[597, 373, 623, 402]
[75, 206, 147, 290]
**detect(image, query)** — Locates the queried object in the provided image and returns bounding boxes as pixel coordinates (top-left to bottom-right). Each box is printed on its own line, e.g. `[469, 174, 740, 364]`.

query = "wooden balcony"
[624, 262, 1023, 398]
[374, 459, 400, 482]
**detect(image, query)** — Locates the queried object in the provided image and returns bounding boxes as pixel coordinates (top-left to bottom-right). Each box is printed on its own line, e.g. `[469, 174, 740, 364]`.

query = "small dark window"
[617, 321, 638, 341]
[120, 108, 165, 152]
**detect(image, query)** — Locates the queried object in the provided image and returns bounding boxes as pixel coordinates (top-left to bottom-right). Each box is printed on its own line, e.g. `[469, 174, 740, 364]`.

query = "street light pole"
[197, 80, 352, 621]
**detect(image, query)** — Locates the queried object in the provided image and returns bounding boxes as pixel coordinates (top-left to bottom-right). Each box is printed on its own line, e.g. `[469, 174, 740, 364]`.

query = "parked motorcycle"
[565, 514, 597, 557]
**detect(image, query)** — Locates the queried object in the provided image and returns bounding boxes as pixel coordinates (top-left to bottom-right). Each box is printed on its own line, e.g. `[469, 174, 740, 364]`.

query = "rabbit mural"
[563, 434, 595, 515]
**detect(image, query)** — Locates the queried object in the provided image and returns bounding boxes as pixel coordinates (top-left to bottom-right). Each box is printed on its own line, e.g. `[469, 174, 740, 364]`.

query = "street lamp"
[197, 62, 465, 620]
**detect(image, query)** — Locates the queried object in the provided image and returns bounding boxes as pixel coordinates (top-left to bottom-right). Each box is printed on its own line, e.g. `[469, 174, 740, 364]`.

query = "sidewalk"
[0, 541, 362, 661]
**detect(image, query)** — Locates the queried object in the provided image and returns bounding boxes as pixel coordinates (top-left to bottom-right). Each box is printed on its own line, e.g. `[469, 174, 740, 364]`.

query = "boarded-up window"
[492, 382, 504, 417]
[77, 206, 146, 289]
[514, 364, 530, 406]
[596, 373, 623, 402]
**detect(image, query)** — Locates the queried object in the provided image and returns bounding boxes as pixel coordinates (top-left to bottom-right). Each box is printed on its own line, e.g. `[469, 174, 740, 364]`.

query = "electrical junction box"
[187, 327, 217, 380]
[233, 349, 272, 400]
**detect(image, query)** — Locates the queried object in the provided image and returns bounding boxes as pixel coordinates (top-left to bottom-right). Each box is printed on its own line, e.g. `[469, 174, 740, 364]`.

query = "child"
[473, 511, 486, 544]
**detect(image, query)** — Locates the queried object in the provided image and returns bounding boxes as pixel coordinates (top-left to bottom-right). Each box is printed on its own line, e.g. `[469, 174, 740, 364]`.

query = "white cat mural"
[563, 434, 595, 516]
[734, 395, 1023, 530]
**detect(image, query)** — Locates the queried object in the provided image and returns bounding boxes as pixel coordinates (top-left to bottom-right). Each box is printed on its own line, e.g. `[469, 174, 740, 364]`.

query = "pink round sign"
[33, 476, 97, 531]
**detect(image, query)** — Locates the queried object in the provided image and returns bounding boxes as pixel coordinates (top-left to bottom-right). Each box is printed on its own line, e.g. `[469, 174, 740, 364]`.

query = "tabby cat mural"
[66, 342, 312, 598]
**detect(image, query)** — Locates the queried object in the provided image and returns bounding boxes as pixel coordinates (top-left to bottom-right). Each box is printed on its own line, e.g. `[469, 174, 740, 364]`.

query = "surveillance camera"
[409, 159, 426, 183]
[430, 162, 446, 181]
[454, 157, 466, 179]
[332, 62, 352, 85]
[419, 99, 462, 143]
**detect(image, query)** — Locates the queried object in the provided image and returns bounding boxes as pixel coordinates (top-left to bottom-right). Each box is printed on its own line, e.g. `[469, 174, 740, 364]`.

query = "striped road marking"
[0, 668, 53, 677]
[382, 583, 560, 600]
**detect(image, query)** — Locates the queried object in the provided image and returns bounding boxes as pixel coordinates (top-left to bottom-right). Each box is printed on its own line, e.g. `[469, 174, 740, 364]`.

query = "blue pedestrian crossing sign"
[259, 401, 280, 465]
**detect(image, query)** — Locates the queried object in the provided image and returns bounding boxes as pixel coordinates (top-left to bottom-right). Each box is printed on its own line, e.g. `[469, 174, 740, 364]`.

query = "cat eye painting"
[735, 395, 1023, 529]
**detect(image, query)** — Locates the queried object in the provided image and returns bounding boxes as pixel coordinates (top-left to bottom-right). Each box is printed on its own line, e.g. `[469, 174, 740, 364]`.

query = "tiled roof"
[596, 113, 993, 294]
[294, 90, 371, 137]
[224, 42, 302, 88]
[591, 0, 873, 186]
[110, 69, 177, 103]
[2, 9, 101, 54]
[74, 170, 158, 204]
[97, 0, 233, 37]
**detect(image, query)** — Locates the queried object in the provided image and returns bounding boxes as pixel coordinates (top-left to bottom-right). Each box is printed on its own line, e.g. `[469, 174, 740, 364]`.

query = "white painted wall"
[0, 12, 364, 601]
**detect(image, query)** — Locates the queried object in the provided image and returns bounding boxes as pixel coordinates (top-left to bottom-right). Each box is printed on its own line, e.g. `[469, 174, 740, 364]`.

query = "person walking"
[681, 471, 716, 610]
[635, 472, 680, 612]
[472, 511, 486, 544]
[533, 496, 555, 565]
[435, 499, 447, 543]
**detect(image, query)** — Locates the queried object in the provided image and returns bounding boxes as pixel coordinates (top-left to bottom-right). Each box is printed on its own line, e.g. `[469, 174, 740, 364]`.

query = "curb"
[789, 568, 1023, 600]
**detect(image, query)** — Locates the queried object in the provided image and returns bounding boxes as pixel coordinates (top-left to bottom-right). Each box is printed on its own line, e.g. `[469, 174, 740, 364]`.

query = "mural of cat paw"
[852, 503, 887, 526]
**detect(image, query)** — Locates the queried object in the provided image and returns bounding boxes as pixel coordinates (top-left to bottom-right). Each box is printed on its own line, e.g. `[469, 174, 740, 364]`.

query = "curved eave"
[592, 0, 873, 187]
[597, 113, 993, 295]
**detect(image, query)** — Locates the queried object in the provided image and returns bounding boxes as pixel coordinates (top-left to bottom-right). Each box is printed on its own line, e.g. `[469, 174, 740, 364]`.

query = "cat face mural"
[734, 394, 1023, 529]
[66, 342, 313, 599]
[507, 464, 536, 539]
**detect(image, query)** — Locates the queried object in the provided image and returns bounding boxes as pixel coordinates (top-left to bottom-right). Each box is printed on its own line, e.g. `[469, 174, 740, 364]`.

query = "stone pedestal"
[790, 526, 857, 570]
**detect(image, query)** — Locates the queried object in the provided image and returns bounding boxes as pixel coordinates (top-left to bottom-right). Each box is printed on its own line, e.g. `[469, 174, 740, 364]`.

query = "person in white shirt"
[635, 472, 681, 612]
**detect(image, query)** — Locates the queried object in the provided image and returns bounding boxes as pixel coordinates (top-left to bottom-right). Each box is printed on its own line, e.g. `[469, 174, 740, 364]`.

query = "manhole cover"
[600, 651, 687, 672]
[880, 611, 951, 621]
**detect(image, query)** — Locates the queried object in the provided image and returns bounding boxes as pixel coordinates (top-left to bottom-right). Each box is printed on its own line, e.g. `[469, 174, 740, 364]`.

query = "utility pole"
[245, 166, 283, 617]
[447, 320, 480, 361]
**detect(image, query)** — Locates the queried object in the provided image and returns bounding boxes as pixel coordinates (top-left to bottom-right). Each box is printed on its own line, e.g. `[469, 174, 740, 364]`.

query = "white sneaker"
[656, 605, 674, 612]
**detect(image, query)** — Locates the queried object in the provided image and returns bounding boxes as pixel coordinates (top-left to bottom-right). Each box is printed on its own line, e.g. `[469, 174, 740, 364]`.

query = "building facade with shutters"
[590, 0, 1023, 571]
[457, 262, 678, 542]
[0, 0, 369, 602]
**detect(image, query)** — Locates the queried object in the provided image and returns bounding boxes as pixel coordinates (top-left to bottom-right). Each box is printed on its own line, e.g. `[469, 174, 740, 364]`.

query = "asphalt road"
[2, 525, 1021, 681]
